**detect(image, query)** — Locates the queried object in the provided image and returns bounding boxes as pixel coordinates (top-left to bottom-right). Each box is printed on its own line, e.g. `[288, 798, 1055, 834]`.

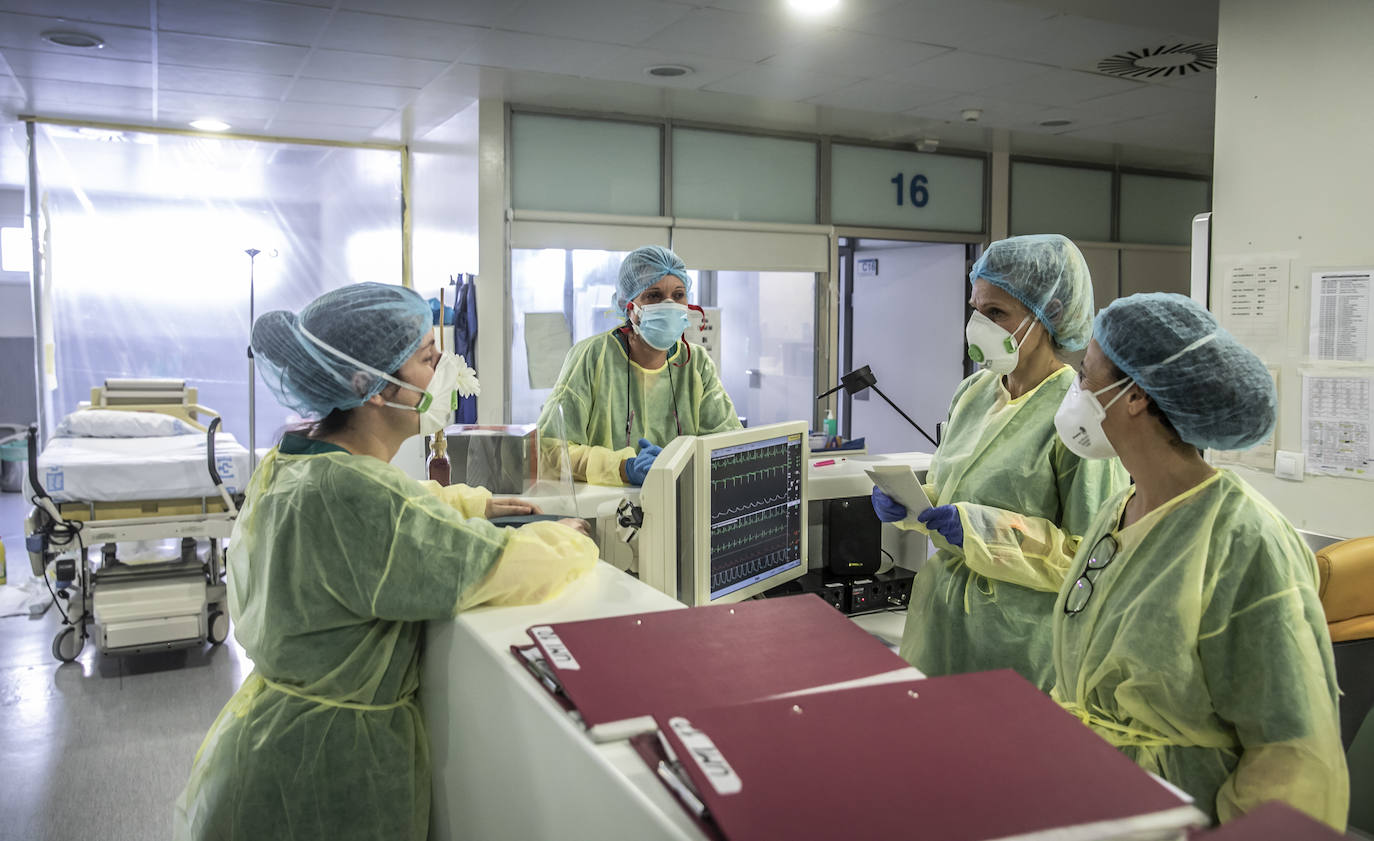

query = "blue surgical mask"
[631, 302, 690, 351]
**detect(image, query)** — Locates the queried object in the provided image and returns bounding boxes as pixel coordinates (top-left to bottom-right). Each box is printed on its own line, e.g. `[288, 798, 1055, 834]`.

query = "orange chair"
[1315, 536, 1374, 749]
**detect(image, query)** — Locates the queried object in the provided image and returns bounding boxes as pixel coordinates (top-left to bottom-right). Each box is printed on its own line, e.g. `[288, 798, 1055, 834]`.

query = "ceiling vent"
[1097, 43, 1216, 79]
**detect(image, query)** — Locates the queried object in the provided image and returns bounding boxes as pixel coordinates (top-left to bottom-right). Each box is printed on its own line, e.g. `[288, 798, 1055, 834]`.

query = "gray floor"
[0, 490, 250, 841]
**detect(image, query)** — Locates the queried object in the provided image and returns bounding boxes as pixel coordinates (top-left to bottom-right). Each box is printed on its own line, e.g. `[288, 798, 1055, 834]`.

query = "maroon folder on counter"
[640, 670, 1206, 841]
[514, 594, 913, 741]
[1188, 802, 1346, 840]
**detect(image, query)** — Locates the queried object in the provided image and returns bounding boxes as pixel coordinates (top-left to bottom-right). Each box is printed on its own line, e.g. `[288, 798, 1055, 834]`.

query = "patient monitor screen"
[707, 432, 804, 600]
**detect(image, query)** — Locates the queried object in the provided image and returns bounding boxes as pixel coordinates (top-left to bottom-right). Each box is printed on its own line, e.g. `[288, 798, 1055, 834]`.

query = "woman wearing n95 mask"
[174, 282, 596, 841]
[538, 245, 741, 487]
[1049, 293, 1347, 829]
[870, 233, 1129, 690]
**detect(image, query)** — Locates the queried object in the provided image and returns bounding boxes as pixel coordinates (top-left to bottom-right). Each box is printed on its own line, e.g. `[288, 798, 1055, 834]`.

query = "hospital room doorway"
[837, 237, 975, 454]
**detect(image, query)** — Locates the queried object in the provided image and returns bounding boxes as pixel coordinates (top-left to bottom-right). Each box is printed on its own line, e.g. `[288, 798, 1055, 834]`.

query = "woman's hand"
[485, 497, 544, 518]
[557, 518, 591, 537]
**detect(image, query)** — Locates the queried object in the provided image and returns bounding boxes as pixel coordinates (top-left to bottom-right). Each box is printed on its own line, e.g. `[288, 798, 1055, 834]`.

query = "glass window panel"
[716, 271, 815, 428]
[1118, 173, 1210, 245]
[511, 114, 661, 216]
[672, 129, 817, 224]
[1010, 161, 1112, 242]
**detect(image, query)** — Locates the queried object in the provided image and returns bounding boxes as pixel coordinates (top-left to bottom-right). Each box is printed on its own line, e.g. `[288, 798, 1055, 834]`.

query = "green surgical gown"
[1051, 470, 1348, 829]
[537, 329, 740, 486]
[898, 366, 1129, 689]
[173, 436, 595, 841]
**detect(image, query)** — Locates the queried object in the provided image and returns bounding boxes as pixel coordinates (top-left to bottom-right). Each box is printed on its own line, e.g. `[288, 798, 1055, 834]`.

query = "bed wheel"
[207, 610, 229, 646]
[53, 627, 83, 663]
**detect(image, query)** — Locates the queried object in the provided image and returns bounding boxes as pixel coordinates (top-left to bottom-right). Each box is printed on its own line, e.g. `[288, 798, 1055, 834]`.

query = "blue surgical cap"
[1095, 293, 1276, 451]
[614, 245, 692, 311]
[252, 282, 432, 418]
[970, 234, 1094, 351]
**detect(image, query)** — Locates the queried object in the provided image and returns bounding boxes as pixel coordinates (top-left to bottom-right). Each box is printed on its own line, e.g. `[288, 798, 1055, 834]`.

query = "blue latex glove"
[917, 504, 964, 548]
[624, 438, 662, 486]
[871, 487, 907, 523]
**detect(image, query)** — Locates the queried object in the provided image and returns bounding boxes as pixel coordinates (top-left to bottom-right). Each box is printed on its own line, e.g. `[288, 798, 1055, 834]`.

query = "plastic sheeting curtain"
[29, 124, 403, 448]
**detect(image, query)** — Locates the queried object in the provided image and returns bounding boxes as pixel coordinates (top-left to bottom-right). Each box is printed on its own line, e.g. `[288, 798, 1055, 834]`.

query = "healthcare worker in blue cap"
[871, 234, 1129, 689]
[1049, 292, 1347, 829]
[174, 282, 597, 841]
[538, 245, 740, 486]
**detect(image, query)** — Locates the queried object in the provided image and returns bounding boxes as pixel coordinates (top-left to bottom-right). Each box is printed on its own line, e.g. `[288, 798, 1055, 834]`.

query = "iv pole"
[245, 248, 260, 474]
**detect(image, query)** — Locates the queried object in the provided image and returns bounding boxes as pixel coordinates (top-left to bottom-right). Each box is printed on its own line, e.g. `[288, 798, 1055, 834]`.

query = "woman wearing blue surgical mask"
[174, 283, 596, 841]
[1049, 293, 1347, 829]
[870, 234, 1129, 690]
[538, 245, 742, 487]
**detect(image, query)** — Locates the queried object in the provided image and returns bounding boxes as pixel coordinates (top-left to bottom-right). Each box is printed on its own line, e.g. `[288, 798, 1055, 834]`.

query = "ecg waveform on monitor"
[709, 441, 797, 526]
[708, 435, 805, 598]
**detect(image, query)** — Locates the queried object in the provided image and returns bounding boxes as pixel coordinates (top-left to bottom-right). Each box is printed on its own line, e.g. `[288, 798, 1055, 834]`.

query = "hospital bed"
[23, 379, 250, 663]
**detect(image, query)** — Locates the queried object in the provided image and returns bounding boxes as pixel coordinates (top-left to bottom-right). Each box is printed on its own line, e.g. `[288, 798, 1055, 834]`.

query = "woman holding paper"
[870, 234, 1128, 690]
[537, 245, 740, 487]
[1048, 293, 1347, 828]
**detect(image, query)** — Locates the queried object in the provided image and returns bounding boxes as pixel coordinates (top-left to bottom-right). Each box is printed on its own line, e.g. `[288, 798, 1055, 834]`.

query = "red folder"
[647, 670, 1205, 841]
[521, 594, 911, 740]
[1188, 802, 1346, 839]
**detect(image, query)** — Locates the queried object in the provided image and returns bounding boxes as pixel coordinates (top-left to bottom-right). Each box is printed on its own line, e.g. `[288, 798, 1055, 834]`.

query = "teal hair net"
[252, 282, 432, 417]
[1095, 292, 1276, 451]
[614, 245, 692, 311]
[970, 234, 1094, 351]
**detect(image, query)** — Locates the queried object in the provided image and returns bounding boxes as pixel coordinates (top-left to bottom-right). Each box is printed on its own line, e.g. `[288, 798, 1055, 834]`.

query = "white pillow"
[55, 410, 197, 438]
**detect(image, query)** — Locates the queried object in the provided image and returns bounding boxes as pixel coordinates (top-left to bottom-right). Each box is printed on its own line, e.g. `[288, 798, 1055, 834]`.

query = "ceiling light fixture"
[41, 30, 105, 49]
[786, 0, 840, 16]
[190, 118, 231, 132]
[645, 64, 693, 78]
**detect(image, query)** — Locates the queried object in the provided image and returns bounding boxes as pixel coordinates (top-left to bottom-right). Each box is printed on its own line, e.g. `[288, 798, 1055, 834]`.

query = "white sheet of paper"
[1302, 374, 1374, 479]
[1309, 269, 1373, 362]
[865, 464, 934, 523]
[1224, 262, 1288, 353]
[524, 312, 574, 389]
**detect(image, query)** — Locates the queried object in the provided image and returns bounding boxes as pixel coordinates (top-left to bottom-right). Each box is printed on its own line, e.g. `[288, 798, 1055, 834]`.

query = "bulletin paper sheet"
[1302, 374, 1374, 478]
[1225, 262, 1288, 352]
[1309, 270, 1373, 362]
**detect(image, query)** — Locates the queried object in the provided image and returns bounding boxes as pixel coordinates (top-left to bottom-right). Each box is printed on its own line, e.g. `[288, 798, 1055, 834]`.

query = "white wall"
[1211, 0, 1374, 537]
[848, 242, 967, 454]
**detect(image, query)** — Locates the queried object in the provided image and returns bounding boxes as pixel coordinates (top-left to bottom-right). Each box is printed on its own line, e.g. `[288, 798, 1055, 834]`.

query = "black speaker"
[822, 496, 882, 576]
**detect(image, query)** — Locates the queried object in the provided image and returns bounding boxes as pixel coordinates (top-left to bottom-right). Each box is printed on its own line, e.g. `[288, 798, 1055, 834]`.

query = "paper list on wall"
[1211, 366, 1279, 471]
[1225, 263, 1287, 348]
[1302, 375, 1374, 479]
[1309, 270, 1373, 361]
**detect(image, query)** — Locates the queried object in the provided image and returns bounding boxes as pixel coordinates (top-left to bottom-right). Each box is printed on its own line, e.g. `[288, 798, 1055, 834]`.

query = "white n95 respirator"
[965, 311, 1035, 375]
[1053, 375, 1132, 460]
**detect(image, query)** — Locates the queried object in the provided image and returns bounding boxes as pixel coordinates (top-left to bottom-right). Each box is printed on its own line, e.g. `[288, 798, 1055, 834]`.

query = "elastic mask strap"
[1096, 375, 1134, 411]
[298, 322, 424, 403]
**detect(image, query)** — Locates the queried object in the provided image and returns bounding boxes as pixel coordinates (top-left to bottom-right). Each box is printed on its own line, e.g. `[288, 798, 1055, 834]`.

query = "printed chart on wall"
[1302, 373, 1374, 479]
[1310, 269, 1373, 361]
[1224, 261, 1289, 357]
[1211, 366, 1279, 470]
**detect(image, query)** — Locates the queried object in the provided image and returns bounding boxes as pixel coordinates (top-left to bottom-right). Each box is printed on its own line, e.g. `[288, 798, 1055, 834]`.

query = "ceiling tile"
[158, 63, 293, 98]
[274, 100, 396, 128]
[158, 110, 269, 133]
[978, 68, 1145, 107]
[157, 0, 330, 45]
[0, 12, 153, 62]
[882, 50, 1053, 93]
[260, 118, 378, 143]
[998, 0, 1219, 41]
[463, 31, 630, 77]
[907, 94, 1054, 128]
[158, 33, 308, 75]
[974, 14, 1196, 72]
[299, 49, 450, 87]
[496, 0, 692, 46]
[317, 11, 485, 61]
[704, 65, 862, 101]
[337, 0, 518, 28]
[584, 47, 752, 89]
[1064, 114, 1213, 154]
[1076, 83, 1213, 121]
[0, 76, 24, 98]
[21, 77, 154, 110]
[286, 78, 419, 109]
[638, 8, 808, 63]
[763, 29, 949, 78]
[708, 0, 910, 19]
[0, 0, 149, 27]
[0, 48, 152, 88]
[842, 0, 1058, 50]
[804, 78, 952, 112]
[158, 89, 280, 120]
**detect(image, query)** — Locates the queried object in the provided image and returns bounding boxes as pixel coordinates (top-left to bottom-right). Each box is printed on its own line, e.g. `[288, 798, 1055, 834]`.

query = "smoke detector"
[1098, 43, 1217, 79]
[915, 138, 939, 153]
[961, 108, 982, 122]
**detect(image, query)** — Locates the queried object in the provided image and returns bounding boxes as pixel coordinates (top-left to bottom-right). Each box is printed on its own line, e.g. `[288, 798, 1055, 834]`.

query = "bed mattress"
[37, 434, 251, 503]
